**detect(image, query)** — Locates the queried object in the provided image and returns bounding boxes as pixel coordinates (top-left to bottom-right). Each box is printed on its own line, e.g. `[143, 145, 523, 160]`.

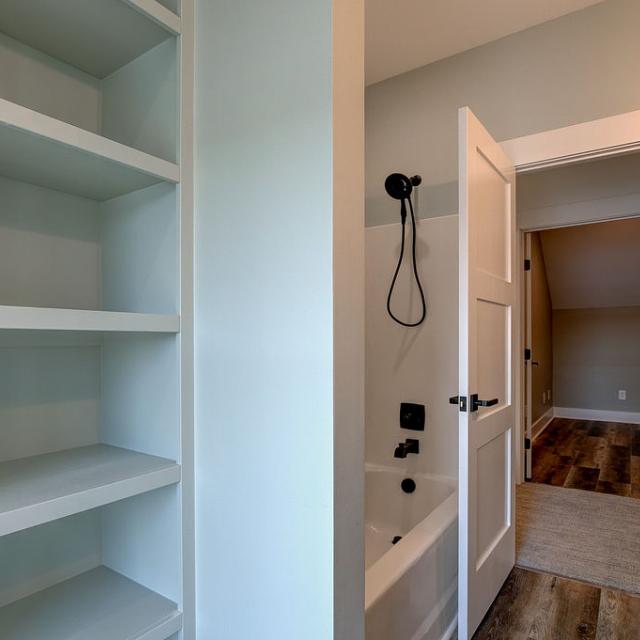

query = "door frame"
[502, 108, 640, 483]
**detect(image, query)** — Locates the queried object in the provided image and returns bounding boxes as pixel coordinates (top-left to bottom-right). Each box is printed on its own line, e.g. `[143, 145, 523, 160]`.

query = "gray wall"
[194, 1, 364, 639]
[553, 307, 640, 412]
[366, 0, 640, 226]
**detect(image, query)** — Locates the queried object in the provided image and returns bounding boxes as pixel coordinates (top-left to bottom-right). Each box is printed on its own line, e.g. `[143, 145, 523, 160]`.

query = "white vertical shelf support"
[178, 0, 196, 638]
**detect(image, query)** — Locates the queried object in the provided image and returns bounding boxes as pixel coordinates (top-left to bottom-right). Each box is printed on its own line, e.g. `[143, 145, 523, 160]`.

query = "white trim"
[554, 406, 640, 425]
[122, 0, 181, 35]
[519, 191, 640, 232]
[531, 409, 554, 440]
[178, 0, 196, 637]
[502, 109, 640, 173]
[510, 108, 640, 485]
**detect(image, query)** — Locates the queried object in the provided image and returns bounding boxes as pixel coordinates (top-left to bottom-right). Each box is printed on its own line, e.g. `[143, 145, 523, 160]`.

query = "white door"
[457, 107, 516, 639]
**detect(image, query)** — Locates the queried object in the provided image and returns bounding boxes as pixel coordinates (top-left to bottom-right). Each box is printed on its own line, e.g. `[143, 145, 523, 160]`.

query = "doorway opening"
[512, 152, 640, 607]
[523, 215, 640, 494]
[518, 151, 640, 491]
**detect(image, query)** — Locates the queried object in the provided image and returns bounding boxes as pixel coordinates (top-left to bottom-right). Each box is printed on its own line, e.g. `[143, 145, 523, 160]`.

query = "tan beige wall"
[553, 307, 640, 412]
[530, 233, 553, 423]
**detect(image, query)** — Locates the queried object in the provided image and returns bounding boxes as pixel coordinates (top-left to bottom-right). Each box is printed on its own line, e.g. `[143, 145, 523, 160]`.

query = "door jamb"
[503, 108, 640, 483]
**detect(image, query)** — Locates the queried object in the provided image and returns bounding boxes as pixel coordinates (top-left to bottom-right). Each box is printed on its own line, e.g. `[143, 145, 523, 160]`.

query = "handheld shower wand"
[384, 173, 426, 327]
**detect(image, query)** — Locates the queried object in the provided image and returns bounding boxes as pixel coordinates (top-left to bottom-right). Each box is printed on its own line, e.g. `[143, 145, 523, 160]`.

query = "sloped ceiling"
[365, 0, 605, 85]
[540, 218, 640, 310]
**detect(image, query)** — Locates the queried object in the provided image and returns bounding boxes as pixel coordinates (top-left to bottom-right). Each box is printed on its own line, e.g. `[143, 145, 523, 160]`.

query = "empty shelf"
[0, 566, 182, 640]
[0, 98, 180, 201]
[0, 306, 180, 333]
[0, 0, 180, 79]
[0, 444, 181, 537]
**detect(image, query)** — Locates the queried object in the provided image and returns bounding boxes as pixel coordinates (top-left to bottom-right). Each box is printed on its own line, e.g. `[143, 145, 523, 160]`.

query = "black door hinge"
[524, 259, 531, 271]
[449, 395, 467, 412]
[525, 437, 531, 450]
[524, 348, 531, 361]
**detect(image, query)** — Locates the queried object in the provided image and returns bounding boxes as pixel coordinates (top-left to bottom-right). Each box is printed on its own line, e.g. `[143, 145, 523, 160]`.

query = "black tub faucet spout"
[394, 438, 420, 459]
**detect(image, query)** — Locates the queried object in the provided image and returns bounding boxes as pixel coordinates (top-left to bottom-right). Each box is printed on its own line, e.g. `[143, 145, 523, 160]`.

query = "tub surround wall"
[365, 215, 458, 479]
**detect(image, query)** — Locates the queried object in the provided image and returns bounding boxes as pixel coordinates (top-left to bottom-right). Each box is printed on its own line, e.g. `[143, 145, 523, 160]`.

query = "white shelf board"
[0, 98, 180, 201]
[0, 444, 181, 537]
[0, 306, 180, 333]
[0, 566, 182, 640]
[0, 0, 180, 79]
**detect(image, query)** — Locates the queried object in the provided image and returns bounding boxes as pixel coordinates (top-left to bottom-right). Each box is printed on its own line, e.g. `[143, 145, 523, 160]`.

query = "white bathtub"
[365, 464, 458, 640]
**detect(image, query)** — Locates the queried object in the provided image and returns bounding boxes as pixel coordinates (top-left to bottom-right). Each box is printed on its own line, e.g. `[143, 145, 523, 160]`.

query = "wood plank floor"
[532, 418, 640, 497]
[472, 567, 640, 640]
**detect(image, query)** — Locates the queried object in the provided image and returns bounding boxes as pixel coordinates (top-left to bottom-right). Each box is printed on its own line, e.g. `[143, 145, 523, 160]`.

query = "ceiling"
[366, 0, 604, 85]
[540, 218, 640, 310]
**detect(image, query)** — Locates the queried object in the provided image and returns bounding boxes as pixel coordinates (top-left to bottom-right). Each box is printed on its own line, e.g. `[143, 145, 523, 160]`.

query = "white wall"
[365, 215, 458, 478]
[194, 1, 364, 638]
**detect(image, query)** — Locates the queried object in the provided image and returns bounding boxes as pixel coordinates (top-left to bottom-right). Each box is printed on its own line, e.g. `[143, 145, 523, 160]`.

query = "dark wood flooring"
[532, 418, 640, 498]
[473, 567, 640, 640]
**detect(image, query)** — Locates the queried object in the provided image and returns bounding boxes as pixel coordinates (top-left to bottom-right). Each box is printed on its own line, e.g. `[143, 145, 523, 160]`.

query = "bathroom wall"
[366, 0, 640, 226]
[194, 0, 364, 639]
[365, 215, 458, 479]
[529, 232, 553, 425]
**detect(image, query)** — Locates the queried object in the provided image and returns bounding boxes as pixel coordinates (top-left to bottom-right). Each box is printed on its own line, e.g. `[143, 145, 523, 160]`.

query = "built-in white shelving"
[0, 306, 180, 333]
[0, 444, 180, 537]
[0, 566, 182, 640]
[0, 99, 180, 201]
[0, 0, 180, 78]
[0, 0, 193, 636]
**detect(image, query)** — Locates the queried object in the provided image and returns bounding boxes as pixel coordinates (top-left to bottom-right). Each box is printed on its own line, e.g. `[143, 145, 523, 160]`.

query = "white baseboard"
[531, 409, 554, 440]
[553, 406, 640, 425]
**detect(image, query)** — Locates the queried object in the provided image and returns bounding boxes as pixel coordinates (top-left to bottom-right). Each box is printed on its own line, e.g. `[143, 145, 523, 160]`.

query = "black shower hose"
[386, 195, 427, 327]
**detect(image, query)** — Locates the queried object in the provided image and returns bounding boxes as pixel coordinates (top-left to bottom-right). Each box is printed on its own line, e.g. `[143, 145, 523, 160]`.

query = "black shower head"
[385, 173, 422, 200]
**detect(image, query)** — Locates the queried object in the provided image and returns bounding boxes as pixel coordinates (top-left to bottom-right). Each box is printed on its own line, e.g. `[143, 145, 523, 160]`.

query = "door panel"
[458, 107, 516, 639]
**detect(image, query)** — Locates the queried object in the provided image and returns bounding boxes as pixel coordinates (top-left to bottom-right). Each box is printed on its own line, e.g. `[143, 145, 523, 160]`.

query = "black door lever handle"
[470, 394, 499, 412]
